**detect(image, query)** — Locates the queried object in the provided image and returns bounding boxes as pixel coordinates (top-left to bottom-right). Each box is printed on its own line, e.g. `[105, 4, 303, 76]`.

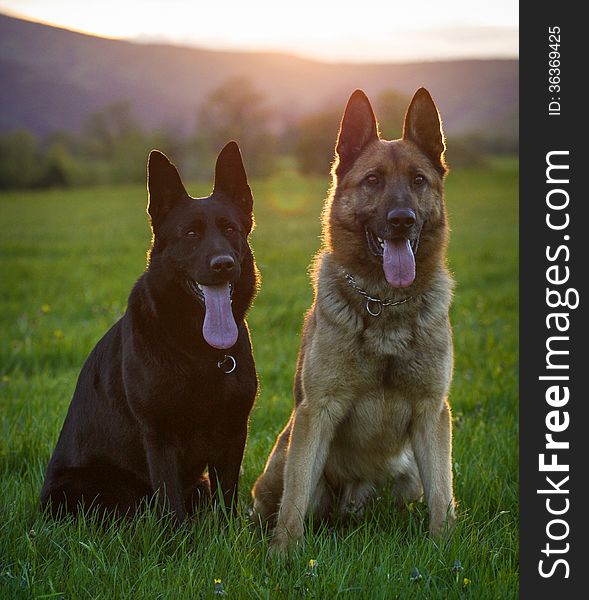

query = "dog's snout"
[210, 255, 235, 273]
[387, 208, 416, 231]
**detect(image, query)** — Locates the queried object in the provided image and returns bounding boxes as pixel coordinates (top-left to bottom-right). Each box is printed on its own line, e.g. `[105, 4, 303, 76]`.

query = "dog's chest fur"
[305, 255, 453, 483]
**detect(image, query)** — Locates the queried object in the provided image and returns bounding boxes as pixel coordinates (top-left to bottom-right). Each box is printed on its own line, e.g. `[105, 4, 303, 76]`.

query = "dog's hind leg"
[308, 474, 333, 520]
[251, 415, 293, 526]
[40, 463, 150, 518]
[336, 481, 376, 519]
[389, 446, 424, 508]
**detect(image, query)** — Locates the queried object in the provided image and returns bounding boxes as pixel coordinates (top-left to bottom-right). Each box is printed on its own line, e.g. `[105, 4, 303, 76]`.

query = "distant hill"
[0, 13, 518, 139]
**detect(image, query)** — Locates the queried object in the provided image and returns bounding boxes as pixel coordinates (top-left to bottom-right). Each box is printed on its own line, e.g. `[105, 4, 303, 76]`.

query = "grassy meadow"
[0, 160, 518, 598]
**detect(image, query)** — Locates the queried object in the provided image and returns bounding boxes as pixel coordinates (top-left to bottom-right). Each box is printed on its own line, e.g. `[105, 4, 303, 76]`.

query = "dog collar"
[217, 354, 236, 374]
[345, 273, 413, 316]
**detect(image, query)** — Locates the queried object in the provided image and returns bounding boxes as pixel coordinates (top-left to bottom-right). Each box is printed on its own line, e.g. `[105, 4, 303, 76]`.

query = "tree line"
[0, 78, 516, 190]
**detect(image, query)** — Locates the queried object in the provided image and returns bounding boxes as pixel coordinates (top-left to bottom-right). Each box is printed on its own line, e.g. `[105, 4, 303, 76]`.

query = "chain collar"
[345, 273, 414, 316]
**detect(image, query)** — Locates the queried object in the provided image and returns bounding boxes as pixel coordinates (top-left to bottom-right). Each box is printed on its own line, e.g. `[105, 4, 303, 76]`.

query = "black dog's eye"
[186, 230, 197, 237]
[223, 224, 239, 235]
[413, 174, 426, 186]
[365, 173, 379, 185]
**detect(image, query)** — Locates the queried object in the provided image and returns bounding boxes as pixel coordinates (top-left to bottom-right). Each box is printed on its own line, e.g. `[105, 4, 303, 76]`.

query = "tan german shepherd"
[252, 88, 455, 554]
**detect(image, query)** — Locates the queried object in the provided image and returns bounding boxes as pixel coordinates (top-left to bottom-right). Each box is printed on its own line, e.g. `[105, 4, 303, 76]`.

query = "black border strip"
[520, 4, 588, 596]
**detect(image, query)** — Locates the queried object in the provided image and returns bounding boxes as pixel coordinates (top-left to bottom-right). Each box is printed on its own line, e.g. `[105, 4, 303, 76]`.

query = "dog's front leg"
[270, 401, 339, 555]
[411, 398, 455, 536]
[144, 433, 186, 523]
[209, 428, 248, 515]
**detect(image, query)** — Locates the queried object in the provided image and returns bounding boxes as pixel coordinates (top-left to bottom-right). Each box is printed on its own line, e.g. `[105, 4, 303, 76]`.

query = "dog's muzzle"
[365, 227, 422, 258]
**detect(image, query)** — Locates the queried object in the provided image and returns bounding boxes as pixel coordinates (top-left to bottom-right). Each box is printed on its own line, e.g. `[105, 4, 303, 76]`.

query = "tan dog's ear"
[335, 89, 378, 177]
[403, 88, 446, 174]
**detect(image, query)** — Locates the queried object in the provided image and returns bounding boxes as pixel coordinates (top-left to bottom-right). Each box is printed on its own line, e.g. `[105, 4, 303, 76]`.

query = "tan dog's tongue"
[201, 283, 238, 349]
[383, 238, 415, 288]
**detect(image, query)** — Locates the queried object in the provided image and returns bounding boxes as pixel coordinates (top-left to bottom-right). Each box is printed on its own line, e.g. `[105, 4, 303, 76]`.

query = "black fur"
[40, 142, 259, 521]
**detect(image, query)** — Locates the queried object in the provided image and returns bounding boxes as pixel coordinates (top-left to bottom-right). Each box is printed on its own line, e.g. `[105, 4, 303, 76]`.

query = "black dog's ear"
[147, 150, 187, 226]
[335, 90, 379, 176]
[403, 88, 447, 174]
[213, 141, 254, 232]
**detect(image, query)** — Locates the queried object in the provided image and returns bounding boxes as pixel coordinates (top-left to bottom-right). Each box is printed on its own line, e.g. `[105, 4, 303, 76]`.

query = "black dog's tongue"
[201, 283, 238, 349]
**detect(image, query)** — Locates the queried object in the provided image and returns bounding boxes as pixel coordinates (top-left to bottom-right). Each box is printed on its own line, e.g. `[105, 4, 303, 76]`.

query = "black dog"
[40, 142, 259, 521]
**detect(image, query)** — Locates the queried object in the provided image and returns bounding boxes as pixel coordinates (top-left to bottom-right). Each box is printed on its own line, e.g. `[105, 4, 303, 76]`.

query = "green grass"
[0, 161, 518, 598]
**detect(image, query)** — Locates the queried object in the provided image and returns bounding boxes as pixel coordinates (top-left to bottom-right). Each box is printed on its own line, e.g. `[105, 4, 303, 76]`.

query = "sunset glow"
[0, 0, 518, 62]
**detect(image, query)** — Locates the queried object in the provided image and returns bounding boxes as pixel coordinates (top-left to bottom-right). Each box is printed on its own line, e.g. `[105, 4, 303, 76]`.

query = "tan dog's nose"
[387, 208, 416, 231]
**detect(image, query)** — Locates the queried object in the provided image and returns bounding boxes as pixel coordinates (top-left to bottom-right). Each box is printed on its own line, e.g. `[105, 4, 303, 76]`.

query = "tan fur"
[252, 89, 456, 554]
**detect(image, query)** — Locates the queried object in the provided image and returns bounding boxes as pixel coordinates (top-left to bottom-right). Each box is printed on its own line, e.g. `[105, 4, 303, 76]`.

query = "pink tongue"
[201, 283, 238, 349]
[383, 238, 415, 288]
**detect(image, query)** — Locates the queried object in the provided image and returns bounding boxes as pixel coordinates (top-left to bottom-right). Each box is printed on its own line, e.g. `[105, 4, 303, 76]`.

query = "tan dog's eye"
[365, 174, 379, 185]
[413, 174, 426, 186]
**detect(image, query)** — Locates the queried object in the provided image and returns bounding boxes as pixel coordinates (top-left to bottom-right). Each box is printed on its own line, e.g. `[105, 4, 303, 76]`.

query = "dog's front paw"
[251, 497, 277, 527]
[269, 533, 290, 558]
[269, 523, 303, 557]
[429, 504, 456, 537]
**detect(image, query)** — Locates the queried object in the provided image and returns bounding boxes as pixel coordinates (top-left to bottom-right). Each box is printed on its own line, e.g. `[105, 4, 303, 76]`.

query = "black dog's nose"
[387, 208, 416, 230]
[210, 255, 235, 273]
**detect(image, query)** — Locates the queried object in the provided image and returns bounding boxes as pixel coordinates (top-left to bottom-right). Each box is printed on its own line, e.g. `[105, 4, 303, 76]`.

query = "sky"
[0, 0, 518, 63]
